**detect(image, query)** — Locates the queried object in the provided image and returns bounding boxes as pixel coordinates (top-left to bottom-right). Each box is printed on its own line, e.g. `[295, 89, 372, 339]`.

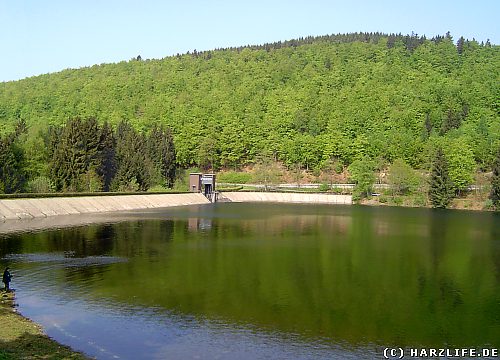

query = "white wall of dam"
[0, 193, 211, 222]
[0, 192, 351, 234]
[220, 192, 352, 205]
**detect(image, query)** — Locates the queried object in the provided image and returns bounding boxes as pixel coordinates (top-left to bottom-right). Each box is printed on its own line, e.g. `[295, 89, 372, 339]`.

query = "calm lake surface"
[1, 203, 499, 359]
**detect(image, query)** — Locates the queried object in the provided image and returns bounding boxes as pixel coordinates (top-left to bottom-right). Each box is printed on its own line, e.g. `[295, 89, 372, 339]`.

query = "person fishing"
[2, 267, 12, 292]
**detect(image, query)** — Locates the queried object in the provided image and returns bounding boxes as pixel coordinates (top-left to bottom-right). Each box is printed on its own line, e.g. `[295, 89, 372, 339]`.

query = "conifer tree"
[163, 127, 177, 187]
[429, 148, 454, 208]
[441, 109, 460, 135]
[457, 36, 465, 54]
[113, 121, 151, 191]
[424, 113, 432, 138]
[489, 148, 500, 210]
[98, 121, 116, 192]
[148, 124, 177, 188]
[0, 120, 27, 193]
[49, 117, 103, 191]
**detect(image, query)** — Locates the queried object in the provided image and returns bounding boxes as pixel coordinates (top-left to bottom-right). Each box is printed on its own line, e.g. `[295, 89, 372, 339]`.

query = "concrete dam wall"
[0, 193, 211, 221]
[0, 192, 352, 222]
[220, 192, 352, 205]
[0, 192, 351, 234]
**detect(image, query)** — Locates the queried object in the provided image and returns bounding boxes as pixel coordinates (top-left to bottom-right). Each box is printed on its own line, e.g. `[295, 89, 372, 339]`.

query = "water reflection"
[188, 217, 212, 231]
[0, 204, 499, 359]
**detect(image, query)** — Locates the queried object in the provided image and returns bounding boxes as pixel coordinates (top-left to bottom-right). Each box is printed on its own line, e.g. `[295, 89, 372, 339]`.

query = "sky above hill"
[0, 0, 498, 82]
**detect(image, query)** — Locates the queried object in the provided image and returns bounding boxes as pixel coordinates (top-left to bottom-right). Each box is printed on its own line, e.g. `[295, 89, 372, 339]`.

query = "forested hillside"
[0, 32, 499, 195]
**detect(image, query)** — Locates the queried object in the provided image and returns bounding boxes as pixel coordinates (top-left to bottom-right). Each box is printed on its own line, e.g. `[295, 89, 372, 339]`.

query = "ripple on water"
[2, 253, 128, 266]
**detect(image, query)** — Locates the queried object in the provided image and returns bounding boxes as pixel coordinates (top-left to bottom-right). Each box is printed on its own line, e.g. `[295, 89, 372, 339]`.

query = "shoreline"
[0, 290, 91, 359]
[358, 192, 494, 212]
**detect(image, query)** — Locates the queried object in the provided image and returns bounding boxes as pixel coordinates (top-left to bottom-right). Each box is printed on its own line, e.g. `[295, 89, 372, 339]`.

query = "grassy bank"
[0, 290, 90, 360]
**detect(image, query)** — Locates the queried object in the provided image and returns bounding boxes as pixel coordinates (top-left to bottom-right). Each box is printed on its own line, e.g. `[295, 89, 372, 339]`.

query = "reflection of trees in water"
[90, 211, 499, 347]
[41, 209, 498, 348]
[63, 260, 111, 284]
[19, 225, 117, 257]
[438, 277, 463, 307]
[429, 210, 448, 269]
[188, 218, 212, 232]
[4, 206, 500, 348]
[0, 233, 24, 258]
[413, 210, 500, 347]
[235, 214, 352, 239]
[94, 225, 115, 254]
[110, 220, 175, 259]
[491, 220, 500, 283]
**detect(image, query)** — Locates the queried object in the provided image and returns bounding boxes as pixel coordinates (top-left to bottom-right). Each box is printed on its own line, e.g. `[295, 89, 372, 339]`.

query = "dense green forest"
[0, 32, 499, 199]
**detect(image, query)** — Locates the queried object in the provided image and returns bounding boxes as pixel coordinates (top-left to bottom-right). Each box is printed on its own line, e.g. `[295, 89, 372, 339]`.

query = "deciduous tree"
[388, 159, 420, 195]
[348, 157, 376, 199]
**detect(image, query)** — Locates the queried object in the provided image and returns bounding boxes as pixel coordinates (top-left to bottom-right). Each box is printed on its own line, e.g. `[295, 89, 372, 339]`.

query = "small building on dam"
[189, 173, 217, 202]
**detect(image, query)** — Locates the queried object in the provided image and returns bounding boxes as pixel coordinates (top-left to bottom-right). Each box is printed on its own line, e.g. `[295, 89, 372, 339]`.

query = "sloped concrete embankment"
[220, 192, 352, 204]
[0, 193, 210, 221]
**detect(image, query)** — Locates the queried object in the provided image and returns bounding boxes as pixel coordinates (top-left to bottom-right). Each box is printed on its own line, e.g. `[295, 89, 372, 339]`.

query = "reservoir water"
[1, 203, 499, 359]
